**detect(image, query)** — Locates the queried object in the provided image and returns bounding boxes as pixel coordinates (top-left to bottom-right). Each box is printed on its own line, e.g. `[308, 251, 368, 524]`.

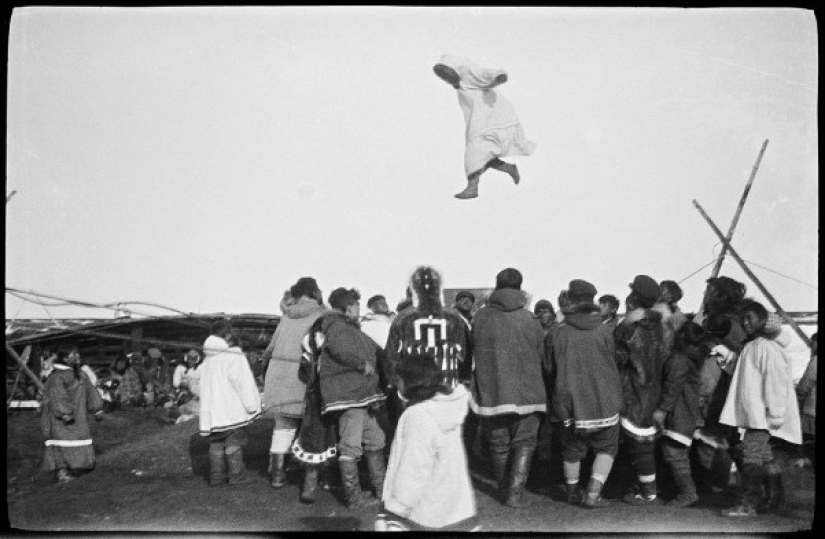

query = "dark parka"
[544, 303, 622, 429]
[659, 346, 704, 446]
[614, 308, 674, 441]
[469, 288, 547, 416]
[317, 312, 386, 414]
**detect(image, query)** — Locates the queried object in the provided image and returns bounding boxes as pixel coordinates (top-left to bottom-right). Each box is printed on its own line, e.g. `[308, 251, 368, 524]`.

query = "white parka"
[719, 331, 802, 444]
[383, 384, 476, 529]
[198, 336, 261, 436]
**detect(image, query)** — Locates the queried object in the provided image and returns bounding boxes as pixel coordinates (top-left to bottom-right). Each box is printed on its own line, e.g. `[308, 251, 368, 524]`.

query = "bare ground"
[5, 407, 817, 534]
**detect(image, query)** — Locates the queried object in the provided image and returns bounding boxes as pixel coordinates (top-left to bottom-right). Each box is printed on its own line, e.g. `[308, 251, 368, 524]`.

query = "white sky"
[5, 6, 819, 320]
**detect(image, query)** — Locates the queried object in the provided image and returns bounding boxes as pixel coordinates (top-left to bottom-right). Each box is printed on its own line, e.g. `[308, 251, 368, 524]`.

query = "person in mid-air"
[433, 55, 536, 200]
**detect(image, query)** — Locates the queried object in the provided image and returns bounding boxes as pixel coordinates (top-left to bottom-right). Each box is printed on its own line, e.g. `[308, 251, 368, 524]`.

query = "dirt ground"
[4, 406, 817, 534]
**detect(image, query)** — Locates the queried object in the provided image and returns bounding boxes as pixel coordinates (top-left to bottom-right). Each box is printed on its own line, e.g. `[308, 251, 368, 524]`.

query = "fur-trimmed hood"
[559, 302, 602, 331]
[623, 307, 665, 329]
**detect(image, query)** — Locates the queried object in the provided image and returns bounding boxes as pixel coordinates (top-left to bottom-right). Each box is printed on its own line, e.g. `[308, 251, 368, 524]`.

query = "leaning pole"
[692, 199, 812, 349]
[698, 139, 769, 314]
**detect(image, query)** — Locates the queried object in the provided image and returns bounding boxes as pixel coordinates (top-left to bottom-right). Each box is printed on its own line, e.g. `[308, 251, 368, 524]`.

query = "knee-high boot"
[491, 451, 509, 496]
[339, 458, 378, 510]
[270, 453, 288, 488]
[365, 450, 387, 501]
[757, 463, 785, 513]
[505, 447, 534, 508]
[721, 463, 764, 517]
[209, 448, 226, 486]
[300, 465, 320, 504]
[227, 445, 252, 485]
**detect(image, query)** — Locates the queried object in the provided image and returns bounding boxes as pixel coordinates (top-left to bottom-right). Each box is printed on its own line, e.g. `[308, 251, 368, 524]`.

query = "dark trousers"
[482, 413, 541, 457]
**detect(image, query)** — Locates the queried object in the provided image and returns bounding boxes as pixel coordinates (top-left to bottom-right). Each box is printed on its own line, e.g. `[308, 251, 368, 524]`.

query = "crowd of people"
[36, 266, 817, 531]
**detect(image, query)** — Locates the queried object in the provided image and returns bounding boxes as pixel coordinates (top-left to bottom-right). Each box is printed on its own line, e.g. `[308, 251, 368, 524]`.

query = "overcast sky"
[5, 6, 818, 322]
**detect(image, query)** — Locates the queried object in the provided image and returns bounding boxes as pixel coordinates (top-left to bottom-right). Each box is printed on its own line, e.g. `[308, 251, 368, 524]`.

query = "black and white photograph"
[5, 6, 817, 534]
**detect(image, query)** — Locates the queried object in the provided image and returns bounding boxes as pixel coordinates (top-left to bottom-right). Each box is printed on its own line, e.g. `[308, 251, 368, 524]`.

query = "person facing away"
[614, 274, 674, 506]
[718, 304, 802, 517]
[381, 353, 476, 531]
[469, 267, 546, 508]
[360, 294, 394, 350]
[317, 287, 388, 510]
[198, 320, 262, 486]
[433, 55, 536, 200]
[40, 347, 104, 484]
[598, 294, 620, 332]
[544, 279, 622, 509]
[261, 277, 329, 488]
[654, 321, 711, 508]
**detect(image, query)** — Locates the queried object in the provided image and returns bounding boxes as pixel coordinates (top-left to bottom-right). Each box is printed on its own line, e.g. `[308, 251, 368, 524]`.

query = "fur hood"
[623, 307, 665, 328]
[559, 302, 602, 331]
[319, 310, 359, 333]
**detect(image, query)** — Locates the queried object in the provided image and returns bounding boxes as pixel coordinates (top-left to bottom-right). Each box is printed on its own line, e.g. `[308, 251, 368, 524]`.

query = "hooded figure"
[468, 268, 546, 508]
[385, 266, 469, 391]
[41, 348, 104, 483]
[434, 55, 536, 199]
[382, 353, 476, 530]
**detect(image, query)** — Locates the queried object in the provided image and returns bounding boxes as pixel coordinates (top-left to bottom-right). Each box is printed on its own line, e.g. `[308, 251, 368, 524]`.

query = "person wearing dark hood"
[40, 347, 104, 483]
[598, 294, 621, 332]
[544, 279, 623, 509]
[615, 275, 675, 506]
[385, 267, 470, 433]
[533, 299, 556, 336]
[654, 321, 712, 507]
[469, 268, 546, 508]
[452, 291, 476, 332]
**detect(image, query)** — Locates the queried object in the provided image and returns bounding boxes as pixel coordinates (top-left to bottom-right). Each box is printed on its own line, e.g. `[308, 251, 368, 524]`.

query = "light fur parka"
[719, 330, 802, 444]
[198, 335, 261, 436]
[383, 384, 476, 528]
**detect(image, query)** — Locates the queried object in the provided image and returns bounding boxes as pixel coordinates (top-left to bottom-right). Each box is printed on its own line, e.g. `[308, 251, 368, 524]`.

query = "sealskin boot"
[491, 451, 509, 495]
[209, 448, 227, 486]
[227, 446, 253, 485]
[668, 470, 699, 507]
[505, 448, 534, 508]
[454, 178, 480, 199]
[623, 480, 662, 506]
[270, 453, 288, 489]
[339, 458, 379, 510]
[564, 482, 582, 506]
[364, 450, 387, 502]
[757, 468, 785, 513]
[721, 463, 763, 517]
[300, 465, 320, 504]
[581, 478, 610, 509]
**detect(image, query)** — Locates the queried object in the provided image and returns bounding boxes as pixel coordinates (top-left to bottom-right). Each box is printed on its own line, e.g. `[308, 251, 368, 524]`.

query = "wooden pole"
[710, 139, 768, 278]
[698, 139, 769, 314]
[693, 199, 812, 348]
[5, 342, 46, 395]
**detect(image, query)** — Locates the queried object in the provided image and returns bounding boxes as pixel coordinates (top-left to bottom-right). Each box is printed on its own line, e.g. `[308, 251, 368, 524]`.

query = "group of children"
[36, 269, 816, 530]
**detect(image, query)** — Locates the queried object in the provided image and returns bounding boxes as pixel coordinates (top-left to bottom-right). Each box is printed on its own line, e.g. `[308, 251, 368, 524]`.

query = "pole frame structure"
[693, 199, 812, 349]
[6, 342, 46, 396]
[698, 139, 769, 314]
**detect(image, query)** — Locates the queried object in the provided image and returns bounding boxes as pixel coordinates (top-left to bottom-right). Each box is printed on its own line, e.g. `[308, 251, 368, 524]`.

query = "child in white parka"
[379, 353, 477, 531]
[718, 302, 802, 517]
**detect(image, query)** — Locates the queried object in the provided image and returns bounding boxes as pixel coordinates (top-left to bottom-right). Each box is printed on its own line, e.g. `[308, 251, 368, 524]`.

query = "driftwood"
[692, 199, 812, 349]
[6, 342, 45, 395]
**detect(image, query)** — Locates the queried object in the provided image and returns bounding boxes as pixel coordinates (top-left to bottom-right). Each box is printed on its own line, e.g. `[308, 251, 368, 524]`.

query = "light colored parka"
[198, 335, 261, 436]
[383, 384, 476, 529]
[719, 330, 802, 444]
